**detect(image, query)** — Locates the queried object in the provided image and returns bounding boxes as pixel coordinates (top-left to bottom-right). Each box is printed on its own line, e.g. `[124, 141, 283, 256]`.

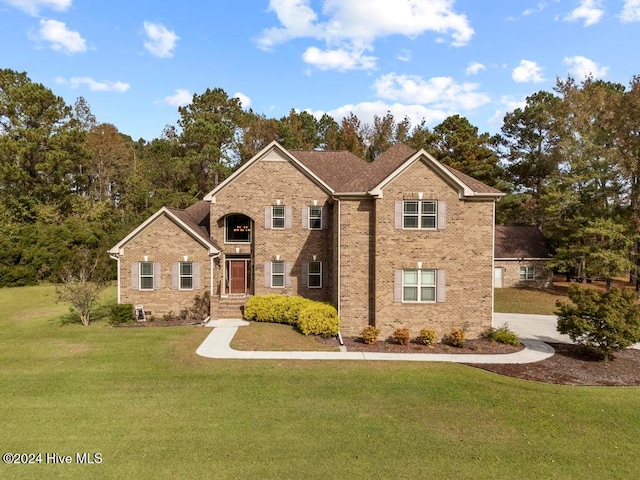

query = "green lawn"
[1, 286, 640, 479]
[494, 287, 566, 315]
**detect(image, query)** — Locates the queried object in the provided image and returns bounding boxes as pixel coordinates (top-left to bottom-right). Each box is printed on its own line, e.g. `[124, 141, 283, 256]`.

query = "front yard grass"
[231, 321, 339, 351]
[494, 287, 564, 315]
[1, 285, 640, 479]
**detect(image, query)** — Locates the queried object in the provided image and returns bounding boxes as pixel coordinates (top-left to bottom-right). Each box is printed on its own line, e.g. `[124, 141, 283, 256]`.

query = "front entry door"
[229, 260, 247, 294]
[494, 267, 503, 288]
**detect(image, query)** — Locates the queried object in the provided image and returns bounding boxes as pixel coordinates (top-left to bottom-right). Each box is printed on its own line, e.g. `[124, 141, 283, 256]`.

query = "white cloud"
[315, 101, 448, 130]
[31, 19, 86, 54]
[164, 89, 192, 107]
[564, 0, 604, 26]
[258, 0, 474, 71]
[512, 60, 545, 83]
[563, 55, 608, 79]
[233, 92, 251, 108]
[373, 73, 491, 110]
[143, 21, 179, 58]
[465, 61, 485, 75]
[396, 49, 411, 62]
[56, 76, 130, 92]
[302, 46, 376, 71]
[620, 0, 640, 22]
[1, 0, 71, 16]
[488, 95, 527, 126]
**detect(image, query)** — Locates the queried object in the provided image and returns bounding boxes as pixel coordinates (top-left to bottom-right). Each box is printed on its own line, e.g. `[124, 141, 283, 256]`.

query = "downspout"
[109, 253, 121, 304]
[336, 199, 343, 346]
[491, 200, 496, 321]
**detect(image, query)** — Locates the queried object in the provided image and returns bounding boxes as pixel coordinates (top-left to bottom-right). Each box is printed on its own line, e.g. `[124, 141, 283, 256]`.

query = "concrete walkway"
[195, 315, 560, 363]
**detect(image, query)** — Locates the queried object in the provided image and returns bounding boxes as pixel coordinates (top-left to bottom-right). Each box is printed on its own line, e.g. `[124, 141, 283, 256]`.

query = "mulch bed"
[319, 336, 523, 355]
[318, 337, 640, 386]
[471, 343, 640, 386]
[112, 319, 203, 327]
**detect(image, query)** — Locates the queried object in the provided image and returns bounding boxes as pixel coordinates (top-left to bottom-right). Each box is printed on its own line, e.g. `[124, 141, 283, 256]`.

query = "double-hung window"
[179, 262, 193, 290]
[140, 262, 154, 290]
[308, 261, 322, 288]
[520, 266, 535, 281]
[403, 269, 436, 302]
[308, 206, 322, 230]
[272, 206, 285, 229]
[403, 200, 436, 229]
[271, 260, 285, 287]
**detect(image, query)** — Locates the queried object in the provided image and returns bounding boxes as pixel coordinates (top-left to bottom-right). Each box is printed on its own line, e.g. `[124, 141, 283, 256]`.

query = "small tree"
[556, 285, 640, 360]
[56, 250, 105, 326]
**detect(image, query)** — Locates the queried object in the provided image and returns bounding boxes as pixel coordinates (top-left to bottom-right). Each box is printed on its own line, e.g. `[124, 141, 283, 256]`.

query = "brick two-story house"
[109, 141, 504, 338]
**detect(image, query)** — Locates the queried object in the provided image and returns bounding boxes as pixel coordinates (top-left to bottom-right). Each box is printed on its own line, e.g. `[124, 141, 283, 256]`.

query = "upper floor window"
[308, 206, 322, 230]
[140, 262, 154, 290]
[272, 206, 285, 229]
[179, 262, 193, 290]
[225, 214, 251, 243]
[403, 200, 436, 229]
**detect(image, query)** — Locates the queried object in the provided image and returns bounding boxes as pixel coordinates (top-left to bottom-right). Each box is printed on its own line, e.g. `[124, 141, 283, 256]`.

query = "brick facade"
[112, 141, 503, 340]
[116, 214, 213, 319]
[209, 149, 334, 309]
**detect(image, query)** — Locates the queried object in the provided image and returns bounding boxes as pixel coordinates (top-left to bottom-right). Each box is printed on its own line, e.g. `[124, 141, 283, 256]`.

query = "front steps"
[211, 295, 251, 320]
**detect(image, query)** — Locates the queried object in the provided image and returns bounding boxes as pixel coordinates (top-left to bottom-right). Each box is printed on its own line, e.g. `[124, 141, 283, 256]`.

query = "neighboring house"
[110, 141, 504, 338]
[494, 225, 553, 289]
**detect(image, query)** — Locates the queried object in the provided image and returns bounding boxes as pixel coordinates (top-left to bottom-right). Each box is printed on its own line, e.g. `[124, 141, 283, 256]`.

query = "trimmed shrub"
[244, 295, 339, 336]
[417, 328, 436, 346]
[391, 327, 411, 345]
[361, 326, 380, 345]
[447, 328, 465, 348]
[109, 303, 134, 325]
[244, 295, 306, 325]
[297, 303, 340, 336]
[483, 324, 520, 346]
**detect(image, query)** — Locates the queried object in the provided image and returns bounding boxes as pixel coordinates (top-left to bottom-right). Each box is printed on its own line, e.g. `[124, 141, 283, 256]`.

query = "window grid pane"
[309, 206, 322, 229]
[272, 206, 285, 229]
[308, 261, 322, 288]
[140, 262, 154, 290]
[403, 268, 437, 302]
[180, 262, 193, 290]
[272, 260, 285, 287]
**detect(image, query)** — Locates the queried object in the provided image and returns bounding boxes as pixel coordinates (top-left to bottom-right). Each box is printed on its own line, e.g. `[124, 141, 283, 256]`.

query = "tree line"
[1, 68, 639, 291]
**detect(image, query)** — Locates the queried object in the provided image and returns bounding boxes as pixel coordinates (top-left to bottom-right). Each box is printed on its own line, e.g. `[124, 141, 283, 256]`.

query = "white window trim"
[403, 200, 437, 230]
[271, 260, 285, 287]
[402, 268, 437, 303]
[179, 262, 193, 290]
[520, 266, 535, 281]
[308, 206, 322, 230]
[308, 261, 322, 288]
[140, 262, 154, 290]
[272, 206, 285, 230]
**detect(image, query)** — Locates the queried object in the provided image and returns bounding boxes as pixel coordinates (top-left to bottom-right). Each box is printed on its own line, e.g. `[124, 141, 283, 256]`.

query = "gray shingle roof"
[292, 143, 503, 195]
[495, 225, 553, 259]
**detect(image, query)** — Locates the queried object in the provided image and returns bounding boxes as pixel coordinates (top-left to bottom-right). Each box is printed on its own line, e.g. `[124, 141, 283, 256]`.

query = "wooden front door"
[229, 260, 247, 294]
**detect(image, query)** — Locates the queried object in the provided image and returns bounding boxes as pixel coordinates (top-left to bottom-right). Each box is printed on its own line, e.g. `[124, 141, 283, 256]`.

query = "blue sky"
[1, 0, 639, 141]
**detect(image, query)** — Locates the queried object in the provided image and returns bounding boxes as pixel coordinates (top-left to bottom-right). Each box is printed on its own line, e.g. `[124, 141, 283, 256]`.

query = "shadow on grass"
[58, 303, 113, 326]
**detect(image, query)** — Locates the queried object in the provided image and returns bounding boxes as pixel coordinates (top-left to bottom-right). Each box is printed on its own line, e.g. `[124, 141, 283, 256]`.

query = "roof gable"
[203, 141, 334, 201]
[369, 148, 504, 199]
[109, 206, 219, 255]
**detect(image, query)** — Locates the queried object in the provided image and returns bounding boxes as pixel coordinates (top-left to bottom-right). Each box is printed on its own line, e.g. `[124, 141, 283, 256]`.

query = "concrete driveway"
[493, 313, 571, 344]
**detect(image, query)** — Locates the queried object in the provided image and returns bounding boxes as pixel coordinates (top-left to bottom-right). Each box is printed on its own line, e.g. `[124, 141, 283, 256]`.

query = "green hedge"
[244, 295, 340, 336]
[108, 303, 134, 325]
